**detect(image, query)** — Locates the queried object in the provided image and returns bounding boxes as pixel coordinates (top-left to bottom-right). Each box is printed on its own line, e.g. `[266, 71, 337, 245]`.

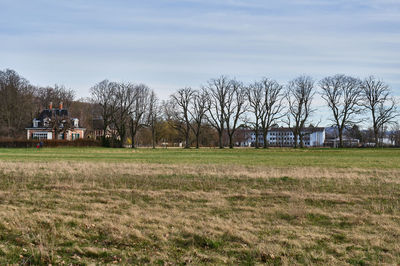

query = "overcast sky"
[1, 0, 399, 105]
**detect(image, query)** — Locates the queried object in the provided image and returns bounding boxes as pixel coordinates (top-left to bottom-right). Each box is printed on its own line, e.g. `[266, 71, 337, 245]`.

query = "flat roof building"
[237, 127, 325, 147]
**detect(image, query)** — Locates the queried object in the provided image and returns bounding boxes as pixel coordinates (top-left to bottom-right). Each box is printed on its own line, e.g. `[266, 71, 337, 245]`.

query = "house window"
[33, 132, 48, 140]
[72, 133, 80, 140]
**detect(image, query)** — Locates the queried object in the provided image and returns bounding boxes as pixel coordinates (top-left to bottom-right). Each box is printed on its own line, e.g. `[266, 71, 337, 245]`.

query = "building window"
[33, 132, 48, 140]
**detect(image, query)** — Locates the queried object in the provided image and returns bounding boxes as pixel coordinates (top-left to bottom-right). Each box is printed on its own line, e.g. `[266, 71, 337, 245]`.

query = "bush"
[0, 139, 101, 148]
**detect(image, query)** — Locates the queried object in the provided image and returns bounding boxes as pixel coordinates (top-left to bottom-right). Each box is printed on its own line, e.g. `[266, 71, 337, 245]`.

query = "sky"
[1, 0, 399, 116]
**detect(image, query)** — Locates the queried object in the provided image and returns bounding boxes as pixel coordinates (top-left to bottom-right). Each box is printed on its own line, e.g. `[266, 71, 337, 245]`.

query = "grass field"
[0, 147, 400, 264]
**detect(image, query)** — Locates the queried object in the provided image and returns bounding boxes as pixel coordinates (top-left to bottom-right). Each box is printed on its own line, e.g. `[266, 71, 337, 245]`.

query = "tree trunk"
[101, 122, 108, 147]
[299, 134, 304, 148]
[131, 133, 136, 149]
[152, 128, 156, 149]
[101, 135, 106, 147]
[293, 133, 298, 148]
[130, 120, 136, 149]
[119, 133, 125, 148]
[374, 128, 379, 148]
[229, 134, 234, 149]
[218, 132, 223, 149]
[196, 133, 200, 149]
[263, 130, 268, 149]
[255, 129, 259, 149]
[338, 128, 343, 148]
[185, 126, 190, 149]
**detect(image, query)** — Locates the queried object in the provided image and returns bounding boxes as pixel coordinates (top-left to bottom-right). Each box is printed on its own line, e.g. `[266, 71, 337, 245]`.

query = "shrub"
[0, 139, 101, 148]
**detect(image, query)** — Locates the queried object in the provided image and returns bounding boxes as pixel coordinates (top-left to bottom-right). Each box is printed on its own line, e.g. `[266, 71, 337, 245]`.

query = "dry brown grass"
[1, 161, 400, 264]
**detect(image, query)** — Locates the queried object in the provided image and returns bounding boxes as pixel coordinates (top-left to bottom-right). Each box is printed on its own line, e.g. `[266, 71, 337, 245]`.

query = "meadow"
[0, 147, 400, 264]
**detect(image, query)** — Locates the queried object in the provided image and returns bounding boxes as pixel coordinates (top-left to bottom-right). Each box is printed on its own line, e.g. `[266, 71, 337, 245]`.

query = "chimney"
[49, 102, 53, 109]
[59, 102, 63, 109]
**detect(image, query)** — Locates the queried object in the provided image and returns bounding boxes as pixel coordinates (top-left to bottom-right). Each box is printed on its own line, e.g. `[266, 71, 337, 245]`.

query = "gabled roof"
[29, 107, 82, 129]
[39, 108, 68, 120]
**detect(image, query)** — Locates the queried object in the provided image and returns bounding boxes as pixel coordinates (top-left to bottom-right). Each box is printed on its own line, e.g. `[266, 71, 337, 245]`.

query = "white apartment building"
[238, 127, 325, 147]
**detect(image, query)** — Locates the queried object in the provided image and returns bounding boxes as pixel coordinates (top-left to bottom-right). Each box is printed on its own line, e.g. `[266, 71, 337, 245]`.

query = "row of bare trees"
[90, 80, 159, 148]
[1, 68, 398, 148]
[163, 75, 398, 148]
[90, 76, 287, 148]
[320, 75, 397, 147]
[166, 78, 247, 149]
[165, 77, 285, 149]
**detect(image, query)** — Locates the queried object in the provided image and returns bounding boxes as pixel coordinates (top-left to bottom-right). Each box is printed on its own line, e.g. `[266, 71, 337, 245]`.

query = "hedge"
[0, 139, 101, 148]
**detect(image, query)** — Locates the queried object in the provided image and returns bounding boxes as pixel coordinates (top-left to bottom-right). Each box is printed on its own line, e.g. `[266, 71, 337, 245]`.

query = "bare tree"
[205, 76, 231, 148]
[246, 82, 263, 148]
[225, 80, 247, 148]
[259, 78, 285, 148]
[147, 90, 159, 149]
[0, 69, 36, 138]
[129, 84, 150, 148]
[320, 74, 362, 148]
[163, 100, 185, 147]
[188, 89, 208, 149]
[36, 84, 75, 110]
[361, 76, 398, 147]
[345, 124, 364, 144]
[170, 87, 195, 148]
[90, 80, 115, 146]
[286, 76, 315, 148]
[110, 82, 137, 147]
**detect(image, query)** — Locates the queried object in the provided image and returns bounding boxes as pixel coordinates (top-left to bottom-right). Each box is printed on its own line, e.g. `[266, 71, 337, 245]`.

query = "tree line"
[0, 69, 76, 138]
[1, 68, 399, 148]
